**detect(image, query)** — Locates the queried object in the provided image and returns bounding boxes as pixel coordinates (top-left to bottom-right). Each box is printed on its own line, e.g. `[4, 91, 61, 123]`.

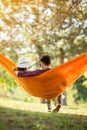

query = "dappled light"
[0, 0, 86, 57]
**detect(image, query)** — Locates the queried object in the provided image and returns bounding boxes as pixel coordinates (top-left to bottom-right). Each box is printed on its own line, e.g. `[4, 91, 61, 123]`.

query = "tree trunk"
[59, 48, 67, 105]
[35, 44, 46, 103]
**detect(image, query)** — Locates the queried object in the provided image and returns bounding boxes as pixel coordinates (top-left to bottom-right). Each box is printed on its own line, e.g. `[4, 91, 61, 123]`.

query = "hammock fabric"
[0, 53, 87, 100]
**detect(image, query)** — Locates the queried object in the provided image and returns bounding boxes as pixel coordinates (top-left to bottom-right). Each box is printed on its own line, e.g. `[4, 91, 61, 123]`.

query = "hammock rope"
[0, 53, 87, 100]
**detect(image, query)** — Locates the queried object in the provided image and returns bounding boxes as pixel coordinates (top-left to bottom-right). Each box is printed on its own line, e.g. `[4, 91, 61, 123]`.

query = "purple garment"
[18, 68, 50, 77]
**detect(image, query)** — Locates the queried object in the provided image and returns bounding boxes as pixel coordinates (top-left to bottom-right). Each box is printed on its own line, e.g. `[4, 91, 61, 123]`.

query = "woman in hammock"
[14, 54, 62, 112]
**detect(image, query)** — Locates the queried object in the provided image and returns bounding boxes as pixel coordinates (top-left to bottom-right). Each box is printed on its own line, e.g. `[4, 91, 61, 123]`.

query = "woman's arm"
[17, 68, 50, 77]
[18, 70, 42, 77]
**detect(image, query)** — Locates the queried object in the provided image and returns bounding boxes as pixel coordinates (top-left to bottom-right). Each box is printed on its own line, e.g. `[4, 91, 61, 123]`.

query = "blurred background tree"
[73, 75, 87, 103]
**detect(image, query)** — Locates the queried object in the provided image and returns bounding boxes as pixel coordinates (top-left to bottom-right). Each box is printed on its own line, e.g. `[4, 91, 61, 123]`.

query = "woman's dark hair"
[18, 67, 27, 71]
[40, 54, 51, 65]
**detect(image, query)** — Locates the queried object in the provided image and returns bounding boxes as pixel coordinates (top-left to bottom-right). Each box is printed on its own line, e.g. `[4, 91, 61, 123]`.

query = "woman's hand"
[12, 66, 18, 75]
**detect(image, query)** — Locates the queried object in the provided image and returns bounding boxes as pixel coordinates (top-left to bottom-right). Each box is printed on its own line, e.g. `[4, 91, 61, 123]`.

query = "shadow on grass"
[0, 106, 87, 130]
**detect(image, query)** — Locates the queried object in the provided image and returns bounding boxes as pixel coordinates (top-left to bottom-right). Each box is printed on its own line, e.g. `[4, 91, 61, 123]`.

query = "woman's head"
[17, 57, 31, 71]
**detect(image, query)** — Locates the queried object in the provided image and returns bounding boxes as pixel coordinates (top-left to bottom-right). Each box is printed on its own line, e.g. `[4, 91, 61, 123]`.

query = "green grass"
[0, 98, 87, 130]
[0, 106, 87, 130]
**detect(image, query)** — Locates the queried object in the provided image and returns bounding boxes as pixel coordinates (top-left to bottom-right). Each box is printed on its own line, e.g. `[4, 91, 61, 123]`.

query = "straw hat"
[17, 57, 32, 68]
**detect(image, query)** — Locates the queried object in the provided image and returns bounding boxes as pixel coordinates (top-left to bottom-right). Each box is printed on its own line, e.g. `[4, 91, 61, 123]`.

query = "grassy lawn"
[0, 98, 87, 130]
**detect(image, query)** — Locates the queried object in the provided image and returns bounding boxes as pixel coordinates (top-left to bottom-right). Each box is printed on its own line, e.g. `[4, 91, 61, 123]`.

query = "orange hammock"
[0, 53, 87, 100]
